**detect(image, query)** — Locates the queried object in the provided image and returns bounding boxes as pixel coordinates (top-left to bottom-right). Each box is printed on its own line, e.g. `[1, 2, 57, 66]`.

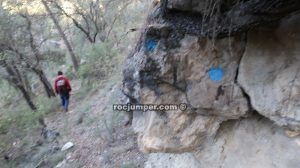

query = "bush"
[78, 41, 119, 81]
[0, 80, 18, 106]
[0, 95, 60, 164]
[121, 163, 136, 168]
[43, 49, 66, 65]
[0, 96, 58, 133]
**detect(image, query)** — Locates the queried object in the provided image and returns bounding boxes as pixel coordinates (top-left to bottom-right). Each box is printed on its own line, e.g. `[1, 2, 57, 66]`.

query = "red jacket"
[54, 75, 72, 94]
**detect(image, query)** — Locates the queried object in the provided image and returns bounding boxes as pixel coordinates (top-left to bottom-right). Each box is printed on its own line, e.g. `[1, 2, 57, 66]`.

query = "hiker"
[54, 71, 72, 112]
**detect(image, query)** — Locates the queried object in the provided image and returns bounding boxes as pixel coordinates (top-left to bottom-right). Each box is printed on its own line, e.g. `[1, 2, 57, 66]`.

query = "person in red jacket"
[54, 71, 72, 112]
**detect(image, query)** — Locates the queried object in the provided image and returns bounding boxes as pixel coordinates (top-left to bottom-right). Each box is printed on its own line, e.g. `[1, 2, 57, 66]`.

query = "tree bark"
[17, 83, 37, 111]
[32, 68, 56, 98]
[3, 60, 37, 110]
[20, 14, 56, 98]
[41, 0, 79, 71]
[10, 45, 56, 98]
[13, 64, 33, 96]
[53, 2, 96, 43]
[21, 70, 32, 93]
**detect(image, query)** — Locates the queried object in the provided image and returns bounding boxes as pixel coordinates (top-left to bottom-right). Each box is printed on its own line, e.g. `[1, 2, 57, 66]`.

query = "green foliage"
[77, 63, 91, 78]
[0, 96, 60, 167]
[0, 117, 10, 135]
[0, 80, 17, 106]
[0, 1, 151, 167]
[43, 49, 66, 65]
[0, 161, 18, 168]
[35, 95, 60, 114]
[64, 65, 77, 80]
[78, 41, 119, 80]
[121, 163, 136, 168]
[0, 95, 59, 138]
[45, 151, 65, 166]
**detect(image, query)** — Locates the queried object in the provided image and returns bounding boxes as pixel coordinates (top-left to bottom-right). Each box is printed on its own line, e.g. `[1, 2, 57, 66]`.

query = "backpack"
[57, 79, 68, 95]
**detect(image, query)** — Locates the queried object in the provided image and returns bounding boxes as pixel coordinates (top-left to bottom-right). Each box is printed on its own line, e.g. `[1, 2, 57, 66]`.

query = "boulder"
[145, 153, 201, 168]
[145, 116, 300, 168]
[238, 14, 300, 131]
[122, 0, 300, 167]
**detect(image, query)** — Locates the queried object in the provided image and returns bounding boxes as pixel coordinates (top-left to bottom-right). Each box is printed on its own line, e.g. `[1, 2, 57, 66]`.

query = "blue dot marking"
[145, 39, 157, 52]
[208, 67, 224, 82]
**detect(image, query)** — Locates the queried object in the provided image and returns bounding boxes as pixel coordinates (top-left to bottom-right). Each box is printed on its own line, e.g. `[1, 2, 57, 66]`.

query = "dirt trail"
[44, 85, 147, 168]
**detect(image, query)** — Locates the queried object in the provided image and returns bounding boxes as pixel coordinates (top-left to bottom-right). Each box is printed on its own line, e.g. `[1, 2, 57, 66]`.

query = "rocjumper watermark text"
[113, 103, 188, 112]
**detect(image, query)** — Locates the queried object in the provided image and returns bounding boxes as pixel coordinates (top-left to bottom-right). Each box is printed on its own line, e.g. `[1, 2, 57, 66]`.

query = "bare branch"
[19, 13, 41, 68]
[53, 1, 95, 43]
[106, 0, 134, 40]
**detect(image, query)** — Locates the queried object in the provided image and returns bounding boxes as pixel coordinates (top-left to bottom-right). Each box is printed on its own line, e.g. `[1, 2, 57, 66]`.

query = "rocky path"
[43, 84, 148, 168]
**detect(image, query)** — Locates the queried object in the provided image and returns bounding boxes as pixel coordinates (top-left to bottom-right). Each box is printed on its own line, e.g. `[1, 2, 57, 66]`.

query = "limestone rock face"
[122, 1, 300, 167]
[123, 27, 249, 152]
[145, 153, 201, 168]
[145, 116, 300, 168]
[238, 14, 300, 131]
[137, 111, 222, 153]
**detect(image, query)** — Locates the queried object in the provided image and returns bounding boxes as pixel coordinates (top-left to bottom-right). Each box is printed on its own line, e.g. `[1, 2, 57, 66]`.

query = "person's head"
[57, 71, 63, 76]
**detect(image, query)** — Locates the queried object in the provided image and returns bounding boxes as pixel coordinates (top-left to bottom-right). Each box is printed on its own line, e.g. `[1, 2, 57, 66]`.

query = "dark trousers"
[60, 93, 70, 111]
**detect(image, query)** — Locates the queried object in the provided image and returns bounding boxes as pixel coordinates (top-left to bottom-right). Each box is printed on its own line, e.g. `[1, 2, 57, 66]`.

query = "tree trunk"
[39, 72, 56, 98]
[21, 71, 32, 94]
[33, 68, 56, 98]
[53, 2, 96, 43]
[4, 61, 37, 111]
[17, 83, 37, 111]
[20, 13, 57, 97]
[41, 0, 79, 71]
[12, 64, 32, 95]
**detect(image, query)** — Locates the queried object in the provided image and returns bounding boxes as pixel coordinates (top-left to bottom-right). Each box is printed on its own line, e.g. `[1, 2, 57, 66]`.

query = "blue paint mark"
[145, 39, 157, 52]
[208, 67, 224, 82]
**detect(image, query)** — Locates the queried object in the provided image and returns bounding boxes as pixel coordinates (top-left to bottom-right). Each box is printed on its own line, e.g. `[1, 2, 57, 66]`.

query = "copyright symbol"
[179, 103, 187, 111]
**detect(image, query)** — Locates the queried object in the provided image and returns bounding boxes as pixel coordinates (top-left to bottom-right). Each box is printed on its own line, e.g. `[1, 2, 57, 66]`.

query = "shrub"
[78, 41, 119, 81]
